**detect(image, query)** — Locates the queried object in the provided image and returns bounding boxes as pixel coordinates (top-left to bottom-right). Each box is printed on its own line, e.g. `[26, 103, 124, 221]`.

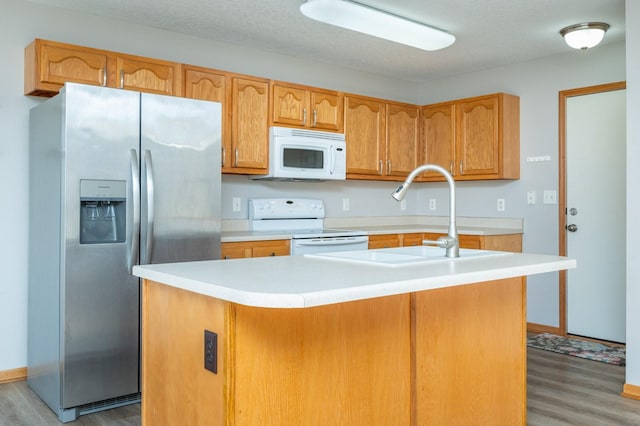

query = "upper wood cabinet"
[24, 39, 109, 96]
[386, 102, 420, 178]
[344, 95, 386, 177]
[421, 93, 520, 181]
[25, 39, 180, 97]
[182, 66, 226, 102]
[420, 102, 456, 180]
[227, 76, 270, 173]
[270, 82, 343, 132]
[345, 95, 418, 181]
[114, 54, 179, 96]
[456, 93, 519, 179]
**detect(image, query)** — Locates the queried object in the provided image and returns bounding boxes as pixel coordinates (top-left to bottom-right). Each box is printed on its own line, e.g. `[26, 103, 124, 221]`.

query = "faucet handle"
[422, 236, 458, 249]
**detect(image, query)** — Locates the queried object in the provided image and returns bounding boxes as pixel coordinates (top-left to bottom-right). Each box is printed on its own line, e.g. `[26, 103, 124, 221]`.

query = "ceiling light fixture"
[299, 0, 455, 51]
[560, 22, 610, 50]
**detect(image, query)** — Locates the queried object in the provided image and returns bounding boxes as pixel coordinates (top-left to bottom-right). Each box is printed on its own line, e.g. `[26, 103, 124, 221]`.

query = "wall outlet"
[429, 199, 436, 210]
[342, 198, 350, 211]
[497, 198, 506, 211]
[400, 199, 407, 211]
[232, 197, 241, 212]
[527, 191, 536, 205]
[204, 330, 217, 374]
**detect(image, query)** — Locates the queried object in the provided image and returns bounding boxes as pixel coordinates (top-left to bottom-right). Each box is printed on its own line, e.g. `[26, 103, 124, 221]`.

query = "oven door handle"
[294, 236, 369, 246]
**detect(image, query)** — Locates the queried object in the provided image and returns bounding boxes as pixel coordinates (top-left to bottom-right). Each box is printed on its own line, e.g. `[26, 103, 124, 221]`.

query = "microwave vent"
[271, 126, 345, 142]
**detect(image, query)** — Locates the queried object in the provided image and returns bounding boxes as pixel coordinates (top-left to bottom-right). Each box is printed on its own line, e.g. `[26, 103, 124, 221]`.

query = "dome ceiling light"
[299, 0, 455, 51]
[560, 22, 610, 50]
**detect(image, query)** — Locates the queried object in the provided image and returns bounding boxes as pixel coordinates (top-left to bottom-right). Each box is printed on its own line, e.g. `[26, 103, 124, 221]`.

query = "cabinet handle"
[302, 108, 307, 125]
[312, 110, 317, 127]
[221, 147, 225, 167]
[102, 67, 107, 87]
[119, 69, 124, 89]
[387, 159, 391, 175]
[270, 252, 276, 256]
[449, 161, 454, 175]
[234, 149, 239, 167]
[379, 160, 383, 175]
[459, 160, 463, 176]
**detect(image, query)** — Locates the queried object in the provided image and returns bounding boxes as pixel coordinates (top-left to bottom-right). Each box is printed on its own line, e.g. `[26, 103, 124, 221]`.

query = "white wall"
[625, 0, 640, 387]
[416, 45, 626, 327]
[0, 0, 628, 373]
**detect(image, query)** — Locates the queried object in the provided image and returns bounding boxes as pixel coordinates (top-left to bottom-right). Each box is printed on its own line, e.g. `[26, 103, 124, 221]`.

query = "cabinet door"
[272, 84, 309, 127]
[229, 77, 269, 172]
[310, 91, 343, 131]
[251, 240, 291, 257]
[344, 96, 386, 177]
[368, 234, 401, 249]
[115, 55, 179, 96]
[421, 103, 455, 180]
[183, 67, 226, 102]
[25, 39, 109, 96]
[456, 96, 500, 177]
[386, 103, 420, 178]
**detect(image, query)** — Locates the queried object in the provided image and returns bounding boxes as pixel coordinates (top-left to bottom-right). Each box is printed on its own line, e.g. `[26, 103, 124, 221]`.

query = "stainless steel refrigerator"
[27, 83, 221, 422]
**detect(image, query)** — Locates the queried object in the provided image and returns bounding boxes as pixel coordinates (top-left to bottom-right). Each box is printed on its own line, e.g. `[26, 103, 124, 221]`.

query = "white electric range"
[248, 198, 368, 255]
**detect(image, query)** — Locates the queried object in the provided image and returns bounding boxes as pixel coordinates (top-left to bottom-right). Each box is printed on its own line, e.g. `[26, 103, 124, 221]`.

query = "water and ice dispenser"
[80, 179, 126, 244]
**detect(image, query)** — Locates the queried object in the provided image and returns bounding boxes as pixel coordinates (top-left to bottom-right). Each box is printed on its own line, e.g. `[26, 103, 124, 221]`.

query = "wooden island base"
[142, 277, 526, 425]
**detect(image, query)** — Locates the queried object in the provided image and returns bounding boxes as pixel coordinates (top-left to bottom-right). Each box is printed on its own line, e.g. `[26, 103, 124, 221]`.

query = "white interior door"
[566, 89, 626, 343]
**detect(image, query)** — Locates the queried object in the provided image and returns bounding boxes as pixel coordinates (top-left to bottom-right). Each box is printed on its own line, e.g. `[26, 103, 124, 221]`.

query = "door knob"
[566, 224, 578, 232]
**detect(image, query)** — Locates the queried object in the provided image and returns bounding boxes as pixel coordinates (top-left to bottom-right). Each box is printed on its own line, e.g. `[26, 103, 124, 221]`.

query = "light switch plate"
[543, 190, 557, 204]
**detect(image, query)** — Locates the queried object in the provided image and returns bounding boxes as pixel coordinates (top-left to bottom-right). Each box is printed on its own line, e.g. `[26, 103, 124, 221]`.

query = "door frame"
[557, 81, 626, 336]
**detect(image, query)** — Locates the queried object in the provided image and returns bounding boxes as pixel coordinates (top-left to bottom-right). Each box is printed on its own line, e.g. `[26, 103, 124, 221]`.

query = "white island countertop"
[133, 249, 575, 309]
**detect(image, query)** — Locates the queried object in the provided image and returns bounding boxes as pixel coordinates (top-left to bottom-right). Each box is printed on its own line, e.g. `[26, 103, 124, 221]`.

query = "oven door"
[291, 235, 369, 255]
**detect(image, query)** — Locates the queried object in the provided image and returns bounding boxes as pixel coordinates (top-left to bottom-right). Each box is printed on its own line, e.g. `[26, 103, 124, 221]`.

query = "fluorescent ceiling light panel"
[300, 0, 455, 51]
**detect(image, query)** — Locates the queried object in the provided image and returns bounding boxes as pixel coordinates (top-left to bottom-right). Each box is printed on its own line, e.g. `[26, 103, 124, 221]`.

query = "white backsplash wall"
[222, 175, 524, 221]
[221, 175, 418, 219]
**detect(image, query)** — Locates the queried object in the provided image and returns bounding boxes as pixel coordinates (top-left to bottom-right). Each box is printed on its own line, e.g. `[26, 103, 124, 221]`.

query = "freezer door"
[61, 84, 141, 407]
[140, 93, 222, 263]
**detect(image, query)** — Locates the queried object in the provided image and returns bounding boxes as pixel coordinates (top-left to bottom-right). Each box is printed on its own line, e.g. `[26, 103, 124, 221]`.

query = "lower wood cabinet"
[221, 240, 290, 259]
[423, 232, 522, 252]
[368, 234, 402, 249]
[369, 232, 522, 252]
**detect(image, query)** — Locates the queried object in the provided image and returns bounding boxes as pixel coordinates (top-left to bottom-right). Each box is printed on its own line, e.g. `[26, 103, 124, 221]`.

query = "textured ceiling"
[26, 0, 625, 83]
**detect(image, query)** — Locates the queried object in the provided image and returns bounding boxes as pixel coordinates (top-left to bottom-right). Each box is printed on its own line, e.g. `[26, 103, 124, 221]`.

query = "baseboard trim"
[527, 322, 562, 336]
[622, 384, 640, 400]
[0, 367, 27, 384]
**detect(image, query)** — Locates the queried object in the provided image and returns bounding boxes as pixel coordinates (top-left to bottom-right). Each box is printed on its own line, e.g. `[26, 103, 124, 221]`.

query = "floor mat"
[527, 333, 625, 366]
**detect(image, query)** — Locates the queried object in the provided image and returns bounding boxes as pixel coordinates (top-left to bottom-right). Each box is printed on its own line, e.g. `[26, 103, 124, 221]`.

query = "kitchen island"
[133, 251, 575, 425]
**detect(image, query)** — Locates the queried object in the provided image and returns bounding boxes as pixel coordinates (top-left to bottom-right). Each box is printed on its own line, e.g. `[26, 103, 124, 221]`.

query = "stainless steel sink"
[304, 246, 511, 267]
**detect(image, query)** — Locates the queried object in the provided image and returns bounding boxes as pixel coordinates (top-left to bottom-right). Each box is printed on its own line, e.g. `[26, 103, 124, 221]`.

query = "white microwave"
[252, 127, 346, 181]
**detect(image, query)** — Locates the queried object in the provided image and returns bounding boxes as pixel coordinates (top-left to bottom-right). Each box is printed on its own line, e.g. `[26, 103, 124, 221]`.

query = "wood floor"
[2, 347, 640, 425]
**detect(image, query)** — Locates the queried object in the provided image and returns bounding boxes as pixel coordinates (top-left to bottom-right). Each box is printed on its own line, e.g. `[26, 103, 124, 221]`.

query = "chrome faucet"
[391, 164, 459, 258]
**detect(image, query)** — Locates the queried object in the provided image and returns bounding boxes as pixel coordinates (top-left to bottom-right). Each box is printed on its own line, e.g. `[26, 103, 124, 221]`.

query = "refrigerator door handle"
[128, 149, 141, 273]
[143, 149, 155, 264]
